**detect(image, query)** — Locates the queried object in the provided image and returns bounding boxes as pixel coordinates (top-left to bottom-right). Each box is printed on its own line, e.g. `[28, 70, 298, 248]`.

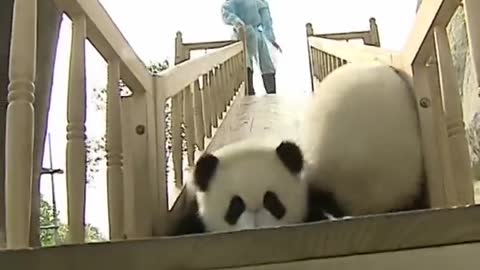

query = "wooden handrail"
[183, 40, 237, 51]
[156, 42, 243, 98]
[308, 36, 399, 65]
[402, 0, 460, 67]
[54, 0, 152, 93]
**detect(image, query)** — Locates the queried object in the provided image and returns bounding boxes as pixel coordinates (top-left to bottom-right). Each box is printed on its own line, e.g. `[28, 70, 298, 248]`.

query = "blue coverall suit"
[221, 0, 278, 95]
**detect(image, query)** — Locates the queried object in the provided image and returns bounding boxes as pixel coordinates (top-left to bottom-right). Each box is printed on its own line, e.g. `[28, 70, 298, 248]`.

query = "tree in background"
[40, 195, 105, 246]
[37, 60, 174, 245]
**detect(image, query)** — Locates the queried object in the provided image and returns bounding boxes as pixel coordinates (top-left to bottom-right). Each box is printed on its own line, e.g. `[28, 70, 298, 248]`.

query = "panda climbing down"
[171, 62, 428, 236]
[301, 62, 428, 218]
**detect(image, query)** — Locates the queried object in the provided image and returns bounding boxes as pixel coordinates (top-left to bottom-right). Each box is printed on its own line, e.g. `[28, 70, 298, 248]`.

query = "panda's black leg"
[389, 179, 429, 214]
[305, 187, 346, 222]
[168, 201, 207, 236]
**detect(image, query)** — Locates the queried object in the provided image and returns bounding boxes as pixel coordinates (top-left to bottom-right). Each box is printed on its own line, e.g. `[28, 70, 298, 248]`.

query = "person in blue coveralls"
[221, 0, 282, 95]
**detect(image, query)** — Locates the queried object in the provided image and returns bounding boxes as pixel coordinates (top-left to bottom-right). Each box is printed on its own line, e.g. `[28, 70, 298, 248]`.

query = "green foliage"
[86, 135, 106, 183]
[147, 60, 170, 75]
[40, 196, 106, 246]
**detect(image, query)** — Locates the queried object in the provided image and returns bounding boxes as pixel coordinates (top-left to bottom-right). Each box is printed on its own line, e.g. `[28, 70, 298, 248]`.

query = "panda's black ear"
[275, 140, 303, 175]
[194, 153, 219, 191]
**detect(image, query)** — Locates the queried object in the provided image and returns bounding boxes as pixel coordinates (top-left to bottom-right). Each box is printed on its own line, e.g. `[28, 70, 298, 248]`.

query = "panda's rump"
[303, 63, 424, 216]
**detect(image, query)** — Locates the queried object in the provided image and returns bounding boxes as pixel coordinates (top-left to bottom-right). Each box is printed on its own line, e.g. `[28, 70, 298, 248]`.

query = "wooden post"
[306, 23, 315, 92]
[369, 17, 381, 47]
[238, 26, 249, 96]
[175, 31, 190, 64]
[433, 26, 475, 205]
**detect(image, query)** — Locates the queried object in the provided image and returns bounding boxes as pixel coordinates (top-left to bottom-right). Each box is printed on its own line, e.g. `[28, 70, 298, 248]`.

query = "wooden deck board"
[206, 94, 310, 152]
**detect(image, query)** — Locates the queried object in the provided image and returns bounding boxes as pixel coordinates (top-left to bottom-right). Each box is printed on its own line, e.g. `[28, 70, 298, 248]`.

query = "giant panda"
[301, 62, 428, 218]
[170, 138, 327, 236]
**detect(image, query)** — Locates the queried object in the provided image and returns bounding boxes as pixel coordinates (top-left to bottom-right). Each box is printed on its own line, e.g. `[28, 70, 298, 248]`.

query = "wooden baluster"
[234, 54, 243, 91]
[328, 55, 333, 73]
[120, 96, 134, 239]
[183, 85, 196, 166]
[224, 62, 231, 107]
[318, 50, 323, 79]
[235, 55, 242, 92]
[226, 59, 234, 103]
[171, 92, 183, 186]
[106, 59, 124, 240]
[219, 64, 228, 114]
[201, 74, 213, 138]
[193, 79, 205, 150]
[433, 26, 475, 205]
[66, 14, 87, 244]
[208, 70, 219, 128]
[214, 67, 223, 120]
[5, 0, 37, 249]
[216, 65, 224, 114]
[231, 56, 238, 92]
[332, 56, 338, 71]
[236, 54, 243, 91]
[231, 59, 237, 98]
[321, 51, 327, 80]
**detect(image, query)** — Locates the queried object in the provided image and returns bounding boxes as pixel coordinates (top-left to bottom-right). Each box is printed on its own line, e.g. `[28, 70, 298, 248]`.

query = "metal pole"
[47, 133, 59, 244]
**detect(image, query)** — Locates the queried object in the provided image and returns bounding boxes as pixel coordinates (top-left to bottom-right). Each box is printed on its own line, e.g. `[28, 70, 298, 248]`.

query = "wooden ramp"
[206, 94, 310, 152]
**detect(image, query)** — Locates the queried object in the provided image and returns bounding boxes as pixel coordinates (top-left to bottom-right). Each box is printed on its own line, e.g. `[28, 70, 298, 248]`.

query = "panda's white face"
[192, 140, 308, 232]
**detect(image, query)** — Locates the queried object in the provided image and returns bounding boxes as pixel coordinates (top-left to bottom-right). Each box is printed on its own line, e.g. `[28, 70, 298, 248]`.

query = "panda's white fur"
[182, 138, 309, 234]
[301, 62, 424, 216]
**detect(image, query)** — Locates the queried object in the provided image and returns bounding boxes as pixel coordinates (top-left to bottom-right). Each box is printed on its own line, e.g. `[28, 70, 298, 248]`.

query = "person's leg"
[239, 25, 259, 95]
[257, 33, 277, 94]
[247, 67, 255, 95]
[261, 73, 276, 94]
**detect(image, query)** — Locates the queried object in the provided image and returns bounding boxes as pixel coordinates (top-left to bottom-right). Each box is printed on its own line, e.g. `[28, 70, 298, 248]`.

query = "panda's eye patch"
[263, 191, 286, 219]
[225, 195, 245, 225]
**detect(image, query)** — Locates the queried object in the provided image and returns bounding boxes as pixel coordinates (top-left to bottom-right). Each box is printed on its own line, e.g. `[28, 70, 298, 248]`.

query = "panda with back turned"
[301, 62, 428, 218]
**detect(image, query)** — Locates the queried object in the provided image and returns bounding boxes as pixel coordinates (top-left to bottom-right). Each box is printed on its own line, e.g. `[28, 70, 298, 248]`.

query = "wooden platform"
[2, 204, 480, 269]
[206, 94, 310, 153]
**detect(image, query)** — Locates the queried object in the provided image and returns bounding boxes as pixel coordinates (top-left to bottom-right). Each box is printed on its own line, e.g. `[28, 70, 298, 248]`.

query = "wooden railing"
[307, 0, 479, 210]
[157, 33, 247, 235]
[4, 0, 247, 249]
